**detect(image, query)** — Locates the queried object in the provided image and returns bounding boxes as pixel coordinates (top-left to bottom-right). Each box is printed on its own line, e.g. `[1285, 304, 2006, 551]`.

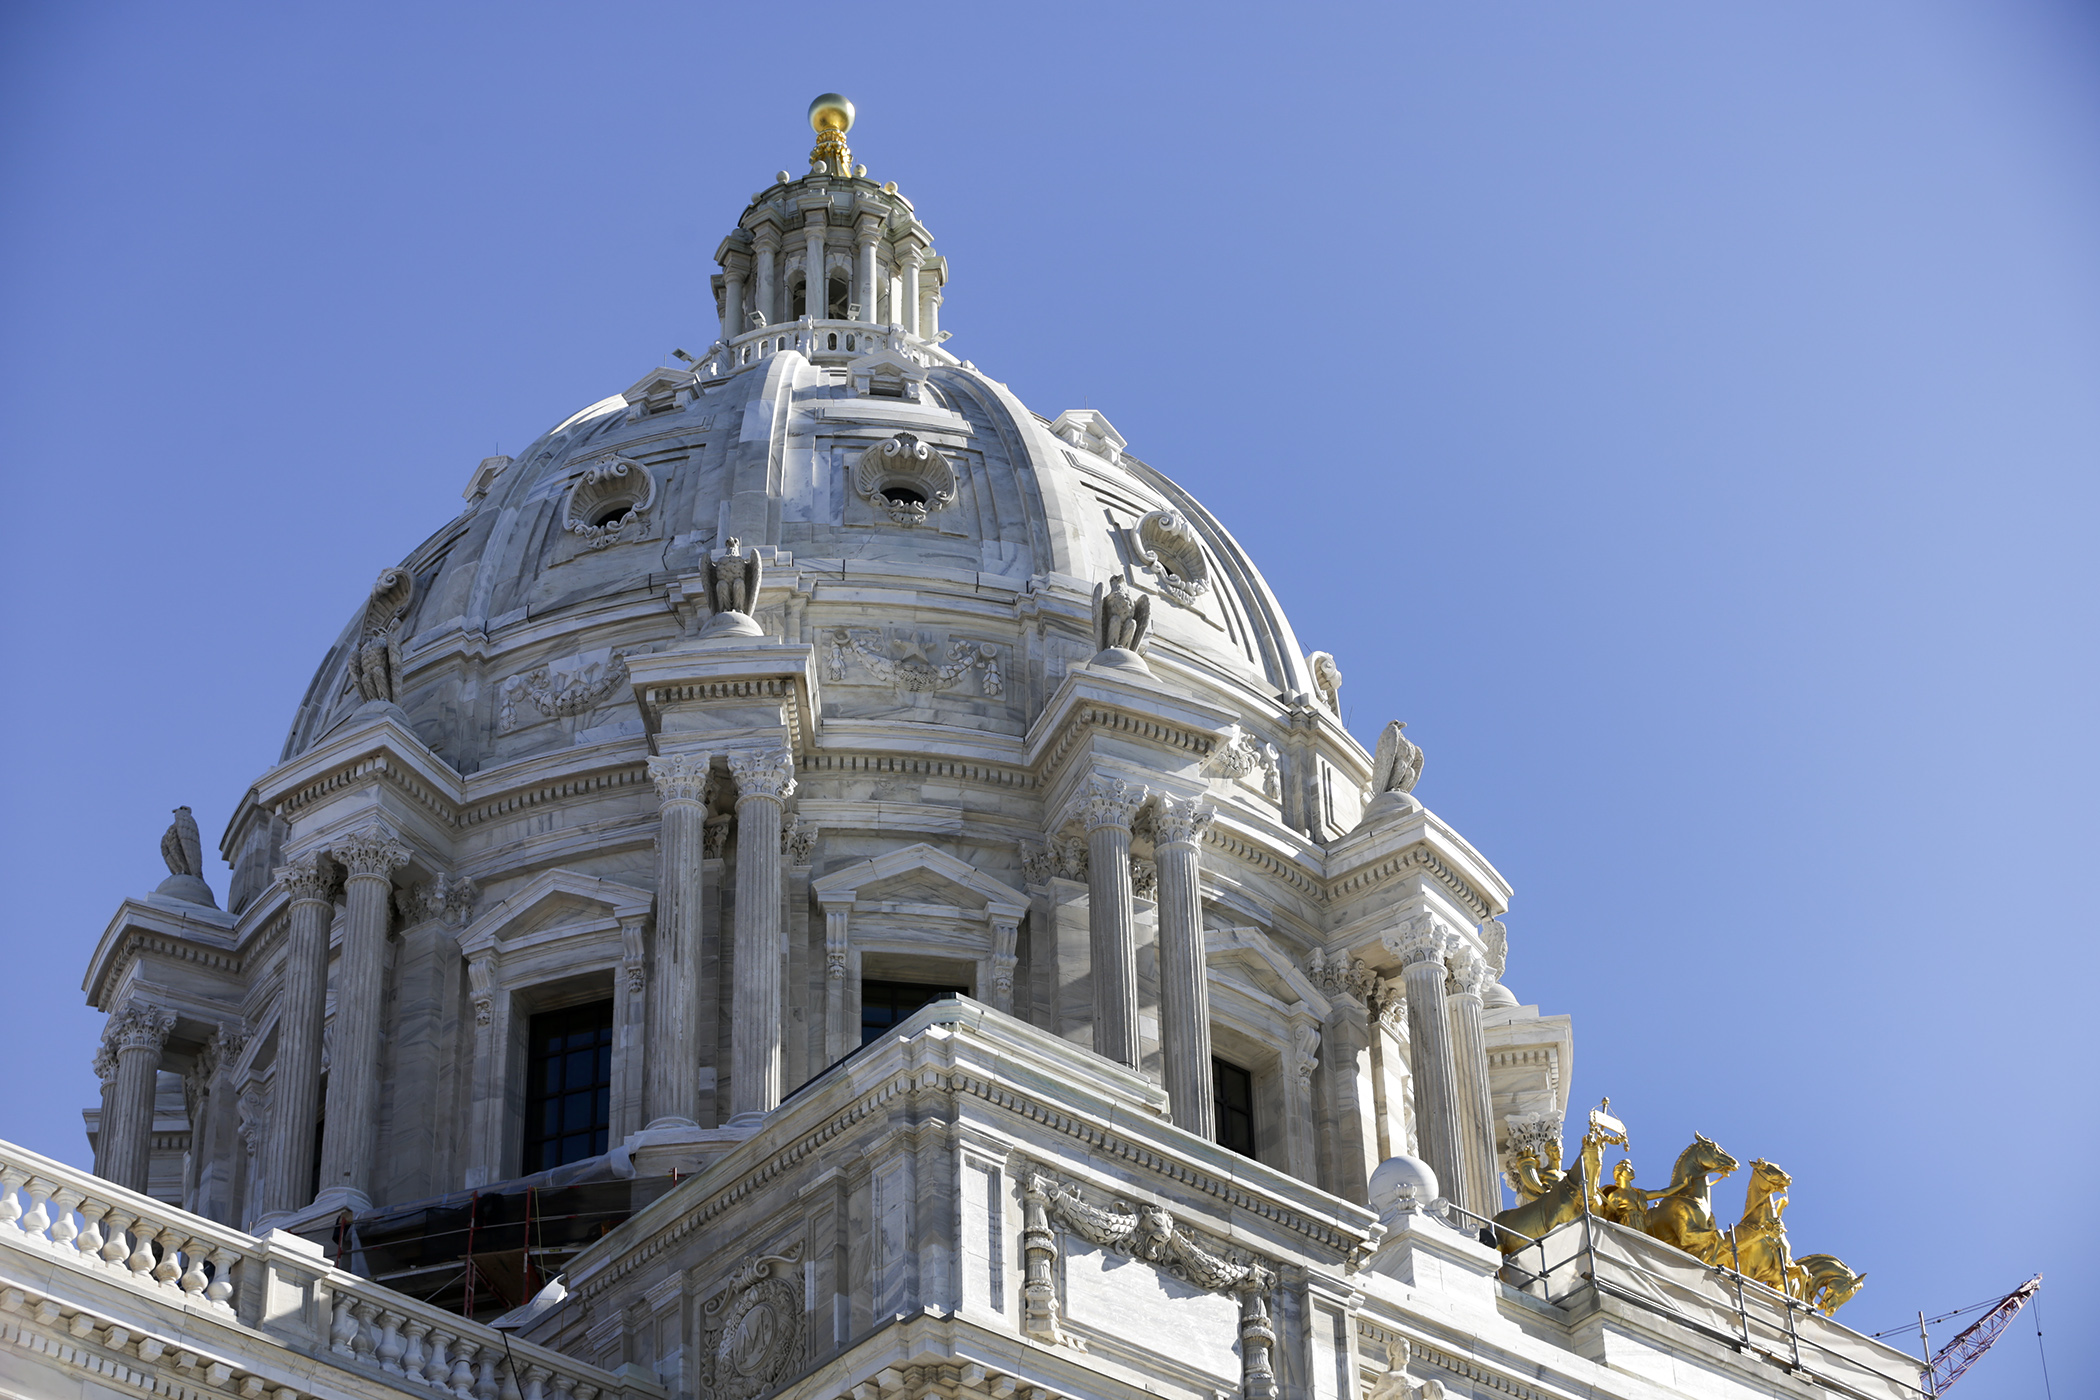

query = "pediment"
[457, 868, 652, 956]
[1205, 926, 1330, 1018]
[621, 367, 695, 404]
[813, 842, 1025, 917]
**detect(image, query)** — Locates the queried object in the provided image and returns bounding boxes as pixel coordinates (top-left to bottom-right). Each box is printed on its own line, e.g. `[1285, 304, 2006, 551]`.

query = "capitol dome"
[84, 100, 1551, 1306]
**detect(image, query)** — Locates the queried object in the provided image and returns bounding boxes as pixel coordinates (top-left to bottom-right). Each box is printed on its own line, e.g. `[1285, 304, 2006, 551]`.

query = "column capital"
[274, 853, 337, 905]
[721, 248, 752, 276]
[1445, 944, 1490, 999]
[1384, 915, 1454, 969]
[1369, 976, 1408, 1033]
[1151, 792, 1215, 849]
[108, 1001, 177, 1054]
[751, 225, 782, 252]
[1078, 774, 1147, 833]
[331, 831, 410, 880]
[727, 745, 797, 804]
[648, 751, 715, 805]
[1305, 948, 1376, 1007]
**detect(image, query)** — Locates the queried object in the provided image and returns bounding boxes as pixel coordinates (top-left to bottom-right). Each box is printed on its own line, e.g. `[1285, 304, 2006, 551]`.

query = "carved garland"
[498, 650, 635, 732]
[563, 456, 657, 548]
[1020, 1171, 1276, 1398]
[828, 628, 1002, 697]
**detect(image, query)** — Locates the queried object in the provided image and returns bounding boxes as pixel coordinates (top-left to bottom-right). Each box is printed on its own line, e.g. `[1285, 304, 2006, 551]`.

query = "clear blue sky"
[3, 4, 2093, 1392]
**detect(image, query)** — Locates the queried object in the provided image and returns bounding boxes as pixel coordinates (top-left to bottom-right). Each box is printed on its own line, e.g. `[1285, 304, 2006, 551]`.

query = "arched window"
[789, 275, 808, 319]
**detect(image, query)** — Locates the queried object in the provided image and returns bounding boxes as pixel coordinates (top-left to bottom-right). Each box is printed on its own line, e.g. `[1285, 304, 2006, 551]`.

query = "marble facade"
[16, 105, 1924, 1400]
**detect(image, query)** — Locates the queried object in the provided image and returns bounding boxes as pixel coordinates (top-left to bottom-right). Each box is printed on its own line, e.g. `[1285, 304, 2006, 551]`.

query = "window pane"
[523, 999, 618, 1172]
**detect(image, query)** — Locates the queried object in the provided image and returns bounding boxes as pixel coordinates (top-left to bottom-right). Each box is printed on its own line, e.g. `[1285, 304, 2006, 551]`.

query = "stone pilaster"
[721, 249, 750, 338]
[645, 752, 712, 1129]
[1079, 775, 1147, 1070]
[262, 855, 335, 1216]
[613, 913, 649, 1143]
[316, 831, 409, 1210]
[727, 746, 795, 1125]
[989, 912, 1021, 1014]
[1307, 952, 1379, 1202]
[1151, 794, 1216, 1137]
[753, 227, 781, 327]
[854, 215, 882, 320]
[897, 246, 924, 337]
[100, 1001, 177, 1194]
[1385, 916, 1466, 1215]
[804, 212, 827, 318]
[819, 896, 853, 1063]
[1445, 944, 1501, 1216]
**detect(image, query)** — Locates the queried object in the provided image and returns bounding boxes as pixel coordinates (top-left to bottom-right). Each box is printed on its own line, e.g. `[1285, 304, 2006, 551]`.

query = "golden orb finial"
[809, 93, 855, 134]
[807, 94, 856, 178]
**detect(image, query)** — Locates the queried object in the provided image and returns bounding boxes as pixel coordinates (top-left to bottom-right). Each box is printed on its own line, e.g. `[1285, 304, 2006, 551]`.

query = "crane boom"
[1929, 1274, 2041, 1393]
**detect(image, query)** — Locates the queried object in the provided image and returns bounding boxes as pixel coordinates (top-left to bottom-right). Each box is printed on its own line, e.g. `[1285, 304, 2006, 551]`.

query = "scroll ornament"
[1130, 509, 1210, 606]
[351, 567, 413, 705]
[853, 432, 957, 525]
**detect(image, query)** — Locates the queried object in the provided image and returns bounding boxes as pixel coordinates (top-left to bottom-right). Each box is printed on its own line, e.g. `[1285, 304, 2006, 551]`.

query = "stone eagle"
[160, 805, 204, 878]
[1093, 576, 1152, 654]
[1371, 720, 1423, 795]
[703, 537, 764, 620]
[351, 567, 414, 704]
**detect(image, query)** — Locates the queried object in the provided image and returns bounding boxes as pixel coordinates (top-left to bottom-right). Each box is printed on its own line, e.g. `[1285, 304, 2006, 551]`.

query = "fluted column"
[898, 247, 923, 337]
[1152, 794, 1216, 1136]
[855, 217, 882, 320]
[316, 831, 409, 1210]
[727, 746, 795, 1125]
[263, 855, 334, 1215]
[1079, 775, 1147, 1069]
[1384, 917, 1466, 1212]
[753, 228, 781, 326]
[804, 215, 827, 319]
[1445, 945, 1501, 1216]
[645, 752, 712, 1129]
[721, 250, 750, 339]
[100, 1001, 177, 1193]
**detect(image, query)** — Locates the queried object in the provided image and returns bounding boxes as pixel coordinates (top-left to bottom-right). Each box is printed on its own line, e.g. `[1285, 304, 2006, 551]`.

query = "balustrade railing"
[0, 1138, 655, 1400]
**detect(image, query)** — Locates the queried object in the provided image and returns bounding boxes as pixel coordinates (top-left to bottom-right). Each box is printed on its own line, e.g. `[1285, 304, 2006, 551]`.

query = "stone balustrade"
[0, 1139, 658, 1400]
[706, 318, 961, 372]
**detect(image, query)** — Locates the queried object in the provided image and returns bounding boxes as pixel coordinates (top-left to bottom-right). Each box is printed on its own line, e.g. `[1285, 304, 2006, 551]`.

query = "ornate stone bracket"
[1203, 723, 1281, 801]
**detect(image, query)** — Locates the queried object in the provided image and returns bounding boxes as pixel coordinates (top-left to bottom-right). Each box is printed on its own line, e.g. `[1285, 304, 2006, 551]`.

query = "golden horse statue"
[1637, 1133, 1739, 1264]
[1728, 1158, 1795, 1290]
[1490, 1101, 1626, 1255]
[1792, 1254, 1868, 1316]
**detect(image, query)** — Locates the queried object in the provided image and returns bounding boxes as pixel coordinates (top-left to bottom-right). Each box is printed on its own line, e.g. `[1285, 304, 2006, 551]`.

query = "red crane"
[1929, 1274, 2042, 1394]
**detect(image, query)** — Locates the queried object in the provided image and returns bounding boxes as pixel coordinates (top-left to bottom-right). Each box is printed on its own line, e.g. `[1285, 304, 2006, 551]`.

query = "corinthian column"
[1384, 917, 1466, 1214]
[645, 752, 712, 1129]
[1080, 775, 1148, 1069]
[262, 855, 334, 1215]
[316, 831, 409, 1210]
[1445, 945, 1501, 1216]
[1152, 794, 1216, 1135]
[753, 227, 781, 326]
[726, 746, 795, 1126]
[100, 1001, 177, 1194]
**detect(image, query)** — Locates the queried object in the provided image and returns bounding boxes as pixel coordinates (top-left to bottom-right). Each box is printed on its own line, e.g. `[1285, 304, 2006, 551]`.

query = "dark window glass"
[827, 274, 851, 319]
[1214, 1057, 1256, 1158]
[522, 1001, 614, 1173]
[790, 277, 808, 319]
[860, 980, 966, 1047]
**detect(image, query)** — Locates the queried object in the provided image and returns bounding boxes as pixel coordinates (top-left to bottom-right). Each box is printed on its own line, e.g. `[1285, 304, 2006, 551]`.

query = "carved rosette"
[1079, 775, 1147, 833]
[332, 833, 410, 882]
[1151, 793, 1215, 850]
[700, 1245, 805, 1400]
[648, 752, 714, 806]
[108, 1003, 178, 1055]
[275, 854, 336, 906]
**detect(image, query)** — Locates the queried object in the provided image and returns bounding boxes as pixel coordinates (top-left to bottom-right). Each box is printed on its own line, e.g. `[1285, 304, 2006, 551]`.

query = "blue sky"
[3, 3, 2094, 1391]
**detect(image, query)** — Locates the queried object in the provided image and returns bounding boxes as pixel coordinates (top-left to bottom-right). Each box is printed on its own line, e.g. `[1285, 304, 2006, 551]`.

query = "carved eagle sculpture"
[702, 536, 763, 621]
[1092, 576, 1152, 654]
[160, 805, 204, 878]
[1371, 720, 1424, 795]
[351, 567, 414, 704]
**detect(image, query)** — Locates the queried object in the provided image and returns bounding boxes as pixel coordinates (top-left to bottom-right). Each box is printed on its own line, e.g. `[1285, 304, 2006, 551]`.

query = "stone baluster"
[350, 1299, 381, 1363]
[177, 1235, 210, 1296]
[452, 1338, 483, 1397]
[18, 1177, 52, 1239]
[47, 1185, 82, 1253]
[721, 249, 750, 338]
[522, 1365, 551, 1400]
[0, 1165, 22, 1229]
[645, 752, 712, 1128]
[377, 1308, 408, 1372]
[317, 831, 410, 1211]
[329, 1289, 359, 1355]
[1384, 916, 1467, 1217]
[264, 854, 336, 1215]
[1445, 944, 1502, 1216]
[101, 1001, 178, 1194]
[99, 1208, 135, 1268]
[1151, 794, 1217, 1136]
[73, 1196, 108, 1265]
[205, 1246, 237, 1310]
[424, 1328, 458, 1388]
[125, 1219, 158, 1281]
[401, 1320, 430, 1382]
[1079, 775, 1148, 1069]
[499, 1358, 523, 1400]
[726, 746, 795, 1125]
